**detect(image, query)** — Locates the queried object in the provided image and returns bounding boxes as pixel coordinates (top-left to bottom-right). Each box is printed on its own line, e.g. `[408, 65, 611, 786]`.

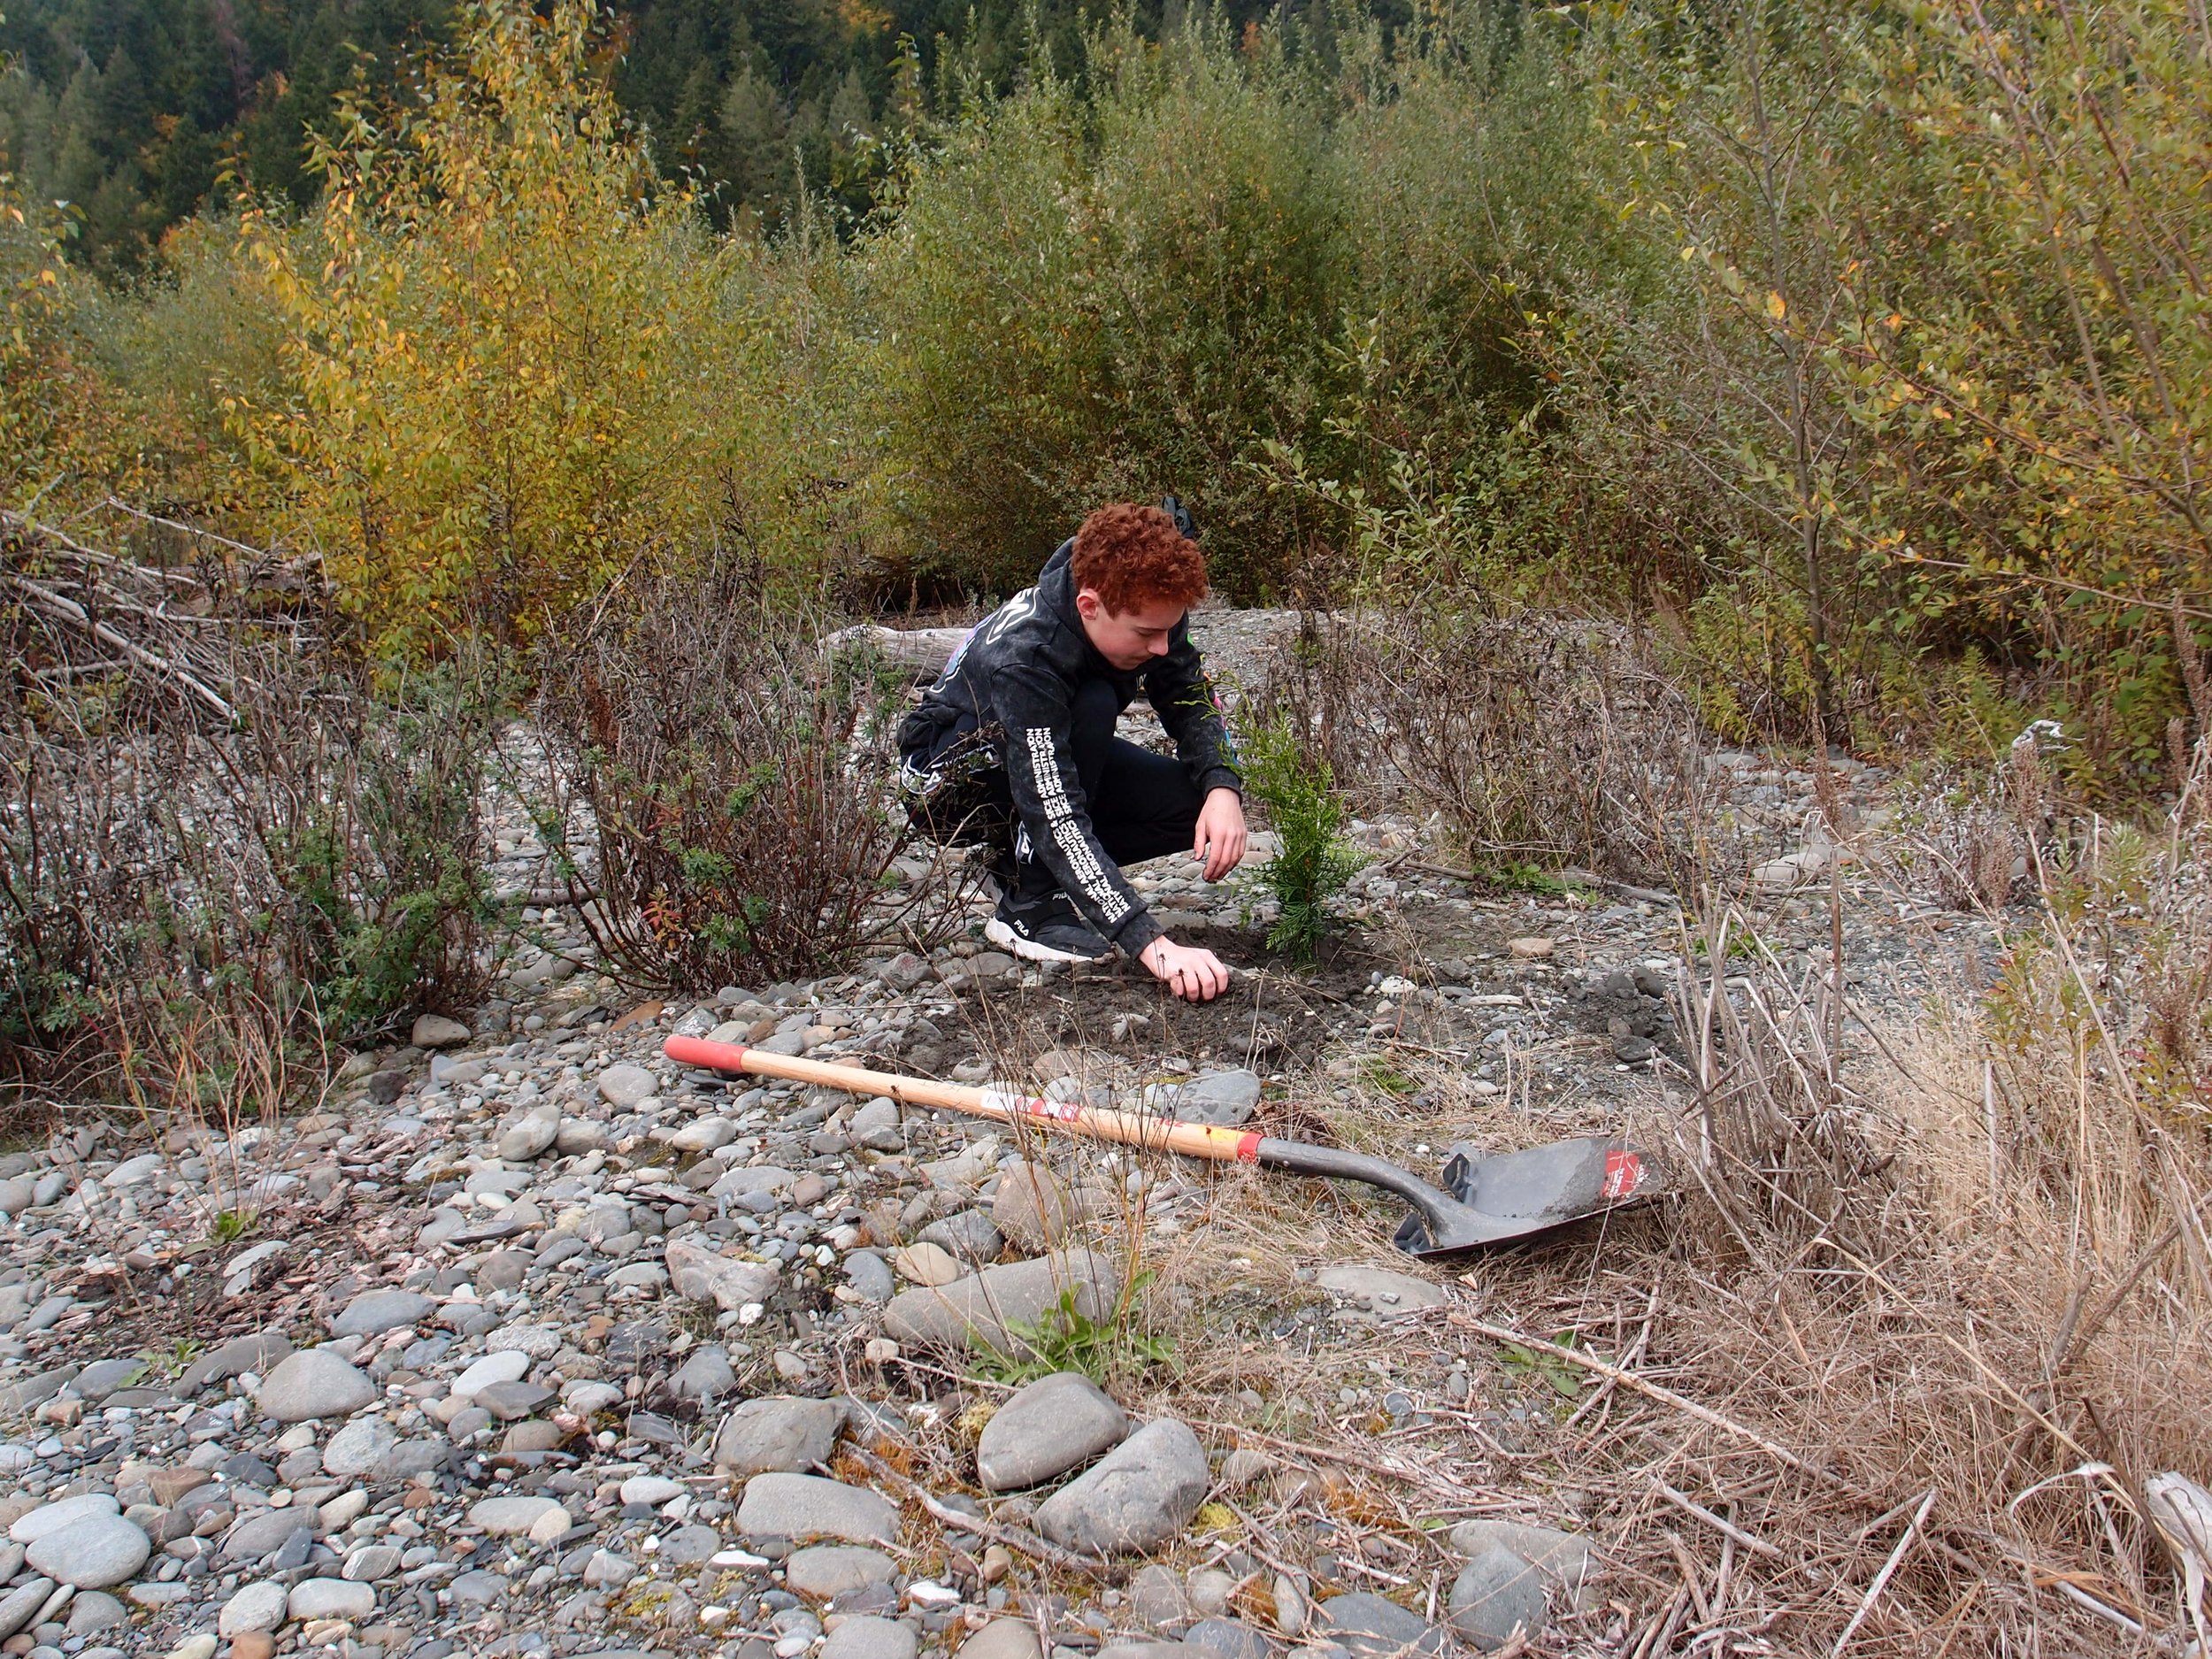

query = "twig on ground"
[845, 1443, 1113, 1580]
[1655, 1479, 1785, 1560]
[1831, 1489, 1936, 1657]
[1455, 1317, 1824, 1477]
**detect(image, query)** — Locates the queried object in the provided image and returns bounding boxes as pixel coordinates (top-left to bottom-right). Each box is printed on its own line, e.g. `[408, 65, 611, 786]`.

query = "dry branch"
[1455, 1316, 1824, 1478]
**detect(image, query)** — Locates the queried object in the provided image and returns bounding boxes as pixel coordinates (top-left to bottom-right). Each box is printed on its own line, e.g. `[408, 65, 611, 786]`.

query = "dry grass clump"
[1594, 863, 2212, 1655]
[1258, 609, 1742, 891]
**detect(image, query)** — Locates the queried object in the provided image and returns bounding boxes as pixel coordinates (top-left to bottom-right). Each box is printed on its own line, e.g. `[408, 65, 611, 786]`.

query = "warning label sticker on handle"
[1601, 1148, 1644, 1201]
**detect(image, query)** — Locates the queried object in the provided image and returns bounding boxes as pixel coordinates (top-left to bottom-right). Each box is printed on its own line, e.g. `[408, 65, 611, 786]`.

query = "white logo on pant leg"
[1022, 728, 1129, 925]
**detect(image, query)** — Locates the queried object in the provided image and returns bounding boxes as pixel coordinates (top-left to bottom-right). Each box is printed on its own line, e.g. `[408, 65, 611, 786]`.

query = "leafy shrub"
[1333, 13, 1633, 484]
[257, 653, 515, 1034]
[238, 0, 811, 656]
[860, 14, 1344, 598]
[535, 552, 921, 992]
[68, 216, 290, 516]
[1, 181, 98, 504]
[1240, 707, 1361, 962]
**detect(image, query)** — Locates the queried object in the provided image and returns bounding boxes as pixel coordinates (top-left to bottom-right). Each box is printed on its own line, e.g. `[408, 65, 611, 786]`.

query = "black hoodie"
[895, 539, 1241, 955]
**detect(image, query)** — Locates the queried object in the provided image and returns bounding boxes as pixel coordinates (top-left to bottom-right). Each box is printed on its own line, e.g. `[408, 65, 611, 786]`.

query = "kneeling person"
[897, 502, 1245, 1002]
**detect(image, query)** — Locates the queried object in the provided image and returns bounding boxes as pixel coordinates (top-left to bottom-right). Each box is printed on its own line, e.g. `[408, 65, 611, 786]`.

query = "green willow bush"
[860, 14, 1344, 597]
[1571, 0, 2212, 786]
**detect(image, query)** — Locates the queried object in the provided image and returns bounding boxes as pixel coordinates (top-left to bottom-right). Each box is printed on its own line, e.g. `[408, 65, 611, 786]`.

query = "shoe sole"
[984, 917, 1111, 964]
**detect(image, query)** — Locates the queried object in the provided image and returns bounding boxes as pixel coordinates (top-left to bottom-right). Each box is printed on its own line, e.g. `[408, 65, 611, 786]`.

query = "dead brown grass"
[1564, 850, 2212, 1655]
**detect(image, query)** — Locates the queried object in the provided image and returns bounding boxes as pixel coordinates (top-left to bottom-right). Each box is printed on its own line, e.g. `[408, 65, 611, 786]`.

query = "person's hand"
[1194, 787, 1248, 882]
[1141, 937, 1232, 1002]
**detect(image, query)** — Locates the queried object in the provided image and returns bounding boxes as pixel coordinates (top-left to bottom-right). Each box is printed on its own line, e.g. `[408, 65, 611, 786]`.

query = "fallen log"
[820, 624, 969, 681]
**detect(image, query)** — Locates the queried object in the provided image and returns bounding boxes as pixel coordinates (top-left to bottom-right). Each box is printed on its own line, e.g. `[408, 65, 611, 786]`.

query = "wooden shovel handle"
[662, 1034, 1263, 1164]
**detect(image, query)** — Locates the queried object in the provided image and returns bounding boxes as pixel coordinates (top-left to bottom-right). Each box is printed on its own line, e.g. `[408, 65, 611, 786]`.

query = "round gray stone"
[822, 1617, 917, 1659]
[1167, 1069, 1263, 1125]
[1447, 1548, 1548, 1652]
[915, 1209, 1004, 1263]
[712, 1395, 842, 1475]
[497, 1109, 561, 1162]
[785, 1545, 898, 1599]
[0, 1578, 55, 1642]
[288, 1577, 377, 1622]
[1319, 1594, 1448, 1659]
[320, 1415, 398, 1478]
[221, 1509, 311, 1563]
[844, 1251, 895, 1304]
[956, 1623, 1043, 1659]
[734, 1474, 899, 1546]
[329, 1289, 435, 1339]
[467, 1496, 570, 1539]
[411, 1013, 470, 1048]
[64, 1589, 127, 1636]
[1032, 1418, 1209, 1555]
[257, 1348, 376, 1423]
[597, 1064, 657, 1108]
[449, 1348, 530, 1401]
[25, 1515, 151, 1589]
[8, 1494, 119, 1545]
[976, 1371, 1127, 1491]
[1186, 1621, 1269, 1659]
[219, 1580, 289, 1637]
[1446, 1519, 1600, 1605]
[342, 1545, 403, 1582]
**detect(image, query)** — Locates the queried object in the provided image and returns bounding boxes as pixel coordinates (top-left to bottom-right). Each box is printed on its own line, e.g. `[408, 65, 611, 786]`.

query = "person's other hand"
[1141, 937, 1233, 1002]
[1194, 787, 1248, 882]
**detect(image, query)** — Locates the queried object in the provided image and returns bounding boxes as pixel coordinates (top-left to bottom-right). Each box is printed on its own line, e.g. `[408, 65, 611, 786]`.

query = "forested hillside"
[0, 0, 1348, 266]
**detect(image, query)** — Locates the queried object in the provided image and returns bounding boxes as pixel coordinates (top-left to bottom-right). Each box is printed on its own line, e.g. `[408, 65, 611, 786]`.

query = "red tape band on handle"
[664, 1034, 751, 1071]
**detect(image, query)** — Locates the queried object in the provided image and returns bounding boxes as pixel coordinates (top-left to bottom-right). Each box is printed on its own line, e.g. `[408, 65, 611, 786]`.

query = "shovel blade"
[1391, 1136, 1655, 1256]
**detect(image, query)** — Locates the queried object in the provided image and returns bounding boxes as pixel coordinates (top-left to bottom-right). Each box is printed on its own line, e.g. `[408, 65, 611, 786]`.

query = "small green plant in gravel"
[1242, 710, 1363, 962]
[1478, 862, 1587, 897]
[975, 1278, 1175, 1387]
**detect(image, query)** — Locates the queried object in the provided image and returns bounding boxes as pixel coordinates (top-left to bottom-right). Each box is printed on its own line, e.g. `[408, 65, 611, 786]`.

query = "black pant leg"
[1007, 679, 1209, 899]
[1090, 736, 1206, 867]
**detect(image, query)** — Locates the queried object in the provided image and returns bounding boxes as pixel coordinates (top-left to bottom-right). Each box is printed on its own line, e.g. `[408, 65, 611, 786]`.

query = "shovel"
[662, 1035, 1656, 1256]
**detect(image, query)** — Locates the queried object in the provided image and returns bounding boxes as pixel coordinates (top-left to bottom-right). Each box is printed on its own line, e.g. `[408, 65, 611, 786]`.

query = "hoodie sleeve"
[1143, 623, 1241, 796]
[990, 662, 1165, 956]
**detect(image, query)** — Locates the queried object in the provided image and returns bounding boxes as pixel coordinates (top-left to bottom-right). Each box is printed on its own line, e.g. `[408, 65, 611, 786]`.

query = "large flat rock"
[712, 1395, 842, 1475]
[976, 1371, 1127, 1491]
[882, 1249, 1122, 1356]
[735, 1473, 900, 1547]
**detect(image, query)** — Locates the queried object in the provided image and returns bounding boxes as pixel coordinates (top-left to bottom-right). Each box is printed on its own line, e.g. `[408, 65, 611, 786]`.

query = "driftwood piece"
[821, 624, 969, 681]
[1, 503, 325, 726]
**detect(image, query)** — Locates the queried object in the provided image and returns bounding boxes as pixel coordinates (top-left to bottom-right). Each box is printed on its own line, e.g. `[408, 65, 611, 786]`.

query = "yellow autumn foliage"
[236, 0, 806, 657]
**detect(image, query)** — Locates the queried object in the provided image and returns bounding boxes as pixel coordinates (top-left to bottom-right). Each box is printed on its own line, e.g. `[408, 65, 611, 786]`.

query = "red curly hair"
[1071, 503, 1208, 616]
